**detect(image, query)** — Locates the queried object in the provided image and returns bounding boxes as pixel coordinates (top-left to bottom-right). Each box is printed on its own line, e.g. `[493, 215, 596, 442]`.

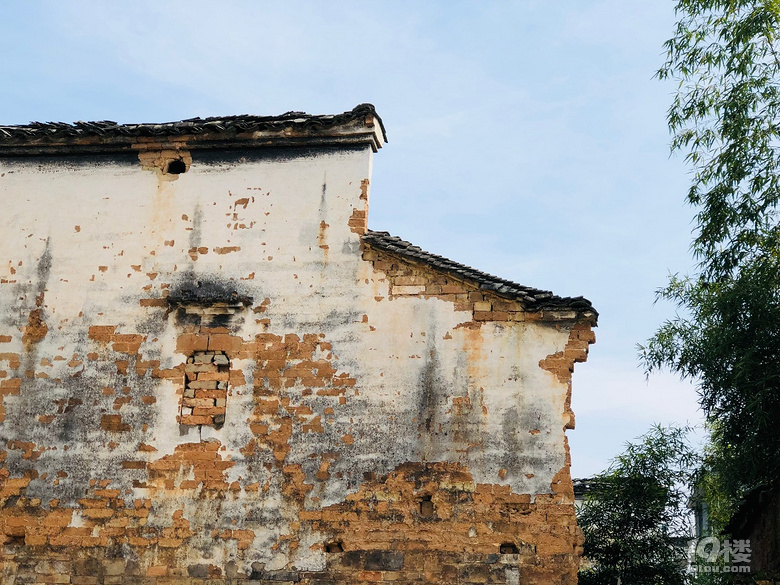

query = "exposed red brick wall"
[304, 462, 583, 584]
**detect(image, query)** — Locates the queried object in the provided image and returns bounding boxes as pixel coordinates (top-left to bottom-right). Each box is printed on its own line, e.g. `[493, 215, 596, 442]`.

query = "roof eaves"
[0, 104, 387, 155]
[362, 229, 597, 321]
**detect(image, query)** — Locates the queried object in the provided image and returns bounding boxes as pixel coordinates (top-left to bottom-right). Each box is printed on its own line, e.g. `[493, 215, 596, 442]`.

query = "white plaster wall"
[0, 145, 575, 569]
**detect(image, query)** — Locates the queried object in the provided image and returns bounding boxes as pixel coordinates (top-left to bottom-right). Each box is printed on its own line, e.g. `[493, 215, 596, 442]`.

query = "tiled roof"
[363, 230, 596, 317]
[0, 104, 386, 152]
[572, 478, 599, 497]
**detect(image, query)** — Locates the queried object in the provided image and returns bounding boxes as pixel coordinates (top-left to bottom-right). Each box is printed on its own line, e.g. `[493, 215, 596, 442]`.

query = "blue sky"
[0, 0, 702, 477]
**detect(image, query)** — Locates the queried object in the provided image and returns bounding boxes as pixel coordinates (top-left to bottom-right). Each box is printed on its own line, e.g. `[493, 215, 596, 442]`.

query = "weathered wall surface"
[0, 141, 594, 583]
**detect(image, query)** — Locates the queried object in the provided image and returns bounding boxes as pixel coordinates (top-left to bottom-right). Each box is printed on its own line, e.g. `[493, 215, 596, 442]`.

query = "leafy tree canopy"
[660, 0, 780, 278]
[578, 425, 697, 585]
[642, 0, 780, 506]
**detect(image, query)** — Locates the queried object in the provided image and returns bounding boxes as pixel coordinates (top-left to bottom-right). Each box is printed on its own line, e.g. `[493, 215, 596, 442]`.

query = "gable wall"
[0, 144, 593, 584]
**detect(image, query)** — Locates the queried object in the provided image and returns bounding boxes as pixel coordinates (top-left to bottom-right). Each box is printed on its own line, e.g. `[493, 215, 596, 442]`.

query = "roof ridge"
[362, 229, 596, 317]
[0, 103, 387, 145]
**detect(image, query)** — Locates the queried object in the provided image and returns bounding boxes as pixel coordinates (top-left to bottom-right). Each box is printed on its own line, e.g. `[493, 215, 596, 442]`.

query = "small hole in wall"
[325, 541, 343, 553]
[419, 495, 434, 518]
[6, 534, 24, 546]
[500, 543, 519, 554]
[166, 159, 187, 174]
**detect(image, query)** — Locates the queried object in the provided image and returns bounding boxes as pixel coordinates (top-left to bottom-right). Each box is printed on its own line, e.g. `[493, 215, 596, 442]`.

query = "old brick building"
[0, 105, 596, 584]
